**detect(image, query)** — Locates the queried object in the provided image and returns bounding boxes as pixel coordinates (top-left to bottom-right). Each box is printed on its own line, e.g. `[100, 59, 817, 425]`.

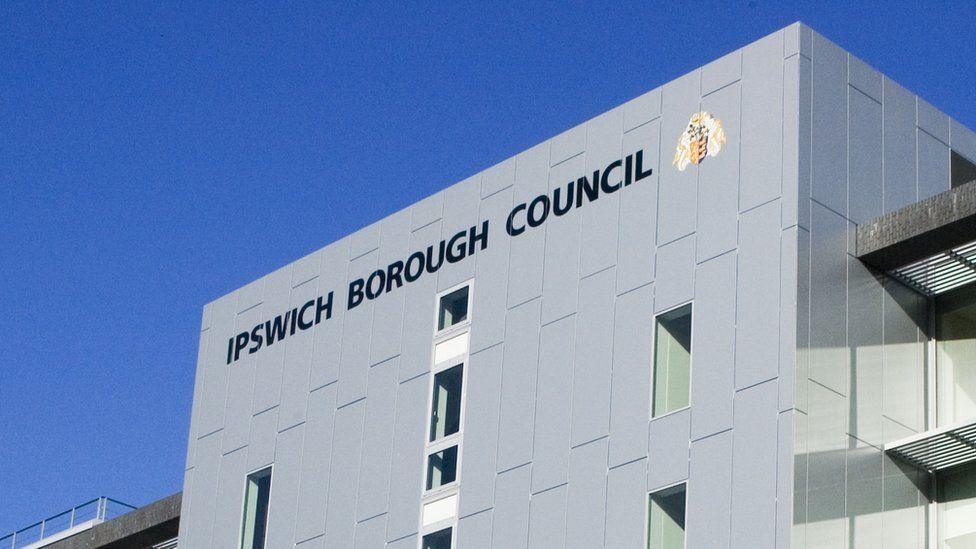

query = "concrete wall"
[791, 25, 976, 549]
[179, 24, 807, 548]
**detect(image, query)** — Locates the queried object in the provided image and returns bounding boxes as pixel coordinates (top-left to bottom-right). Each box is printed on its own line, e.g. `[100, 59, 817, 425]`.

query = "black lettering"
[366, 269, 385, 299]
[227, 337, 234, 364]
[233, 332, 249, 363]
[625, 154, 633, 186]
[506, 203, 527, 236]
[289, 307, 298, 335]
[575, 174, 599, 206]
[600, 159, 622, 193]
[635, 150, 653, 182]
[446, 230, 467, 263]
[315, 292, 333, 323]
[249, 325, 264, 354]
[553, 181, 574, 216]
[348, 279, 365, 309]
[426, 241, 446, 273]
[386, 261, 404, 292]
[405, 251, 425, 282]
[298, 299, 315, 330]
[468, 220, 489, 255]
[265, 312, 290, 346]
[527, 194, 550, 227]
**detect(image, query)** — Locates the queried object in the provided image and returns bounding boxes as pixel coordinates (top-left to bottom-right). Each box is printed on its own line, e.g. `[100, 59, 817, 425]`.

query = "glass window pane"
[647, 484, 686, 549]
[426, 445, 458, 491]
[422, 527, 453, 549]
[240, 467, 272, 549]
[430, 364, 463, 442]
[438, 287, 469, 331]
[653, 304, 692, 417]
[936, 287, 976, 426]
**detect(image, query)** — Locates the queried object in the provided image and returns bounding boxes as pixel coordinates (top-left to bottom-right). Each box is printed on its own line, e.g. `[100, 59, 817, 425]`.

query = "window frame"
[419, 524, 456, 549]
[649, 301, 694, 420]
[645, 481, 688, 549]
[422, 357, 467, 496]
[238, 464, 274, 549]
[433, 281, 474, 338]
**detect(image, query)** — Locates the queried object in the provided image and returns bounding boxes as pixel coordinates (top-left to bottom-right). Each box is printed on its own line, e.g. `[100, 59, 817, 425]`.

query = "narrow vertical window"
[429, 364, 463, 442]
[647, 483, 686, 549]
[652, 304, 692, 417]
[240, 467, 272, 549]
[422, 527, 453, 549]
[438, 286, 470, 331]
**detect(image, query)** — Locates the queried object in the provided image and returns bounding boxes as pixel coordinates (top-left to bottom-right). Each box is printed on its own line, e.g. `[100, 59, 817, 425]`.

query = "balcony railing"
[0, 497, 136, 549]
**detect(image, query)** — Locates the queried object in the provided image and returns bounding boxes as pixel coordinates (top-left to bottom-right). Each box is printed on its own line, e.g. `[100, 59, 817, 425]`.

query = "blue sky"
[1, 0, 974, 534]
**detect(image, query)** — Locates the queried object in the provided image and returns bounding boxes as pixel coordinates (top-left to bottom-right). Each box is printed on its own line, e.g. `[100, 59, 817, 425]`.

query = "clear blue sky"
[1, 0, 973, 534]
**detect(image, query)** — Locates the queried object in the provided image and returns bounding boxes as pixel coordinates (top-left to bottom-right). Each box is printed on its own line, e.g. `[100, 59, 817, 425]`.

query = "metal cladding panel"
[308, 240, 348, 390]
[457, 510, 491, 549]
[646, 408, 691, 492]
[605, 458, 648, 548]
[570, 268, 615, 447]
[810, 31, 849, 216]
[469, 187, 513, 354]
[368, 210, 410, 367]
[740, 29, 785, 212]
[337, 251, 377, 407]
[251, 265, 292, 414]
[531, 315, 576, 493]
[295, 385, 336, 543]
[734, 199, 782, 389]
[496, 299, 542, 472]
[356, 358, 398, 522]
[397, 221, 440, 383]
[579, 107, 624, 278]
[608, 282, 653, 466]
[687, 431, 732, 549]
[808, 201, 849, 396]
[697, 83, 740, 263]
[918, 128, 950, 201]
[849, 88, 884, 225]
[690, 252, 735, 440]
[884, 77, 919, 214]
[490, 465, 531, 548]
[266, 423, 304, 548]
[654, 234, 695, 314]
[277, 278, 321, 430]
[615, 120, 660, 295]
[540, 155, 582, 324]
[506, 143, 548, 307]
[457, 345, 503, 518]
[385, 373, 428, 541]
[526, 484, 568, 549]
[566, 438, 609, 549]
[210, 447, 246, 549]
[438, 175, 482, 291]
[353, 514, 386, 549]
[324, 400, 366, 548]
[657, 69, 701, 245]
[731, 380, 779, 548]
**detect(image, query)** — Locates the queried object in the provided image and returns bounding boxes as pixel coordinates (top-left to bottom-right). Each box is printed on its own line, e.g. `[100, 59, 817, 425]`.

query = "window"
[952, 151, 976, 189]
[652, 304, 692, 417]
[647, 484, 686, 549]
[429, 364, 463, 442]
[935, 286, 976, 427]
[426, 445, 458, 490]
[422, 527, 453, 549]
[438, 286, 469, 331]
[240, 467, 272, 549]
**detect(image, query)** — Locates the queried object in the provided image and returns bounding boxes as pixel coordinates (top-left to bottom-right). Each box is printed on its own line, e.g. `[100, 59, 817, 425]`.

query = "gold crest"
[673, 111, 726, 171]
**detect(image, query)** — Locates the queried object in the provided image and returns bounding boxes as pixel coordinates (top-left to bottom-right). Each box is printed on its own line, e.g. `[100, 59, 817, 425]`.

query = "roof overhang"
[856, 179, 976, 296]
[886, 419, 976, 473]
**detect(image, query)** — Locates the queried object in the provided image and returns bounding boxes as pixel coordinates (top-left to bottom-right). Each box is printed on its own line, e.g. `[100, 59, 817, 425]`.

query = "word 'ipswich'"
[227, 294, 333, 364]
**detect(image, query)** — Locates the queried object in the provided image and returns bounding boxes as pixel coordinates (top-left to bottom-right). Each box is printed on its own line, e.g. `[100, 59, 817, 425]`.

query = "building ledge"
[885, 419, 976, 472]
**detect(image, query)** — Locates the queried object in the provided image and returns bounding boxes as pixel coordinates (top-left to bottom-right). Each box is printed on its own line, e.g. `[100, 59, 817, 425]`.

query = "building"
[174, 22, 976, 549]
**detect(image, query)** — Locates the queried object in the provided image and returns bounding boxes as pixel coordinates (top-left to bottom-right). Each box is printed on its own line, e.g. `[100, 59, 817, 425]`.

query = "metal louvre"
[886, 419, 976, 472]
[888, 240, 976, 296]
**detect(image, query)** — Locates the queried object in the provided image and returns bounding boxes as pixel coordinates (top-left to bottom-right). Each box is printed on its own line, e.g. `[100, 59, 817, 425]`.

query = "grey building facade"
[177, 22, 976, 548]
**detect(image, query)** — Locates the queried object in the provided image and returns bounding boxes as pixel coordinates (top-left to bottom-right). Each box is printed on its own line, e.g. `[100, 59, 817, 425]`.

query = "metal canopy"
[888, 240, 976, 296]
[886, 419, 976, 472]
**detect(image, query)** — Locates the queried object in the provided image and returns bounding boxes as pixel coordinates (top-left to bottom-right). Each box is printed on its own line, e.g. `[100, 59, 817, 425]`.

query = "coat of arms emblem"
[673, 111, 726, 171]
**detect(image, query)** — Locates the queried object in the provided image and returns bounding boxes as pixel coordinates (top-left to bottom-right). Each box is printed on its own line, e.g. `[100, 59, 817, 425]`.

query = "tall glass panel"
[647, 484, 686, 549]
[429, 364, 463, 442]
[240, 467, 272, 549]
[936, 287, 976, 426]
[653, 304, 692, 417]
[938, 463, 976, 548]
